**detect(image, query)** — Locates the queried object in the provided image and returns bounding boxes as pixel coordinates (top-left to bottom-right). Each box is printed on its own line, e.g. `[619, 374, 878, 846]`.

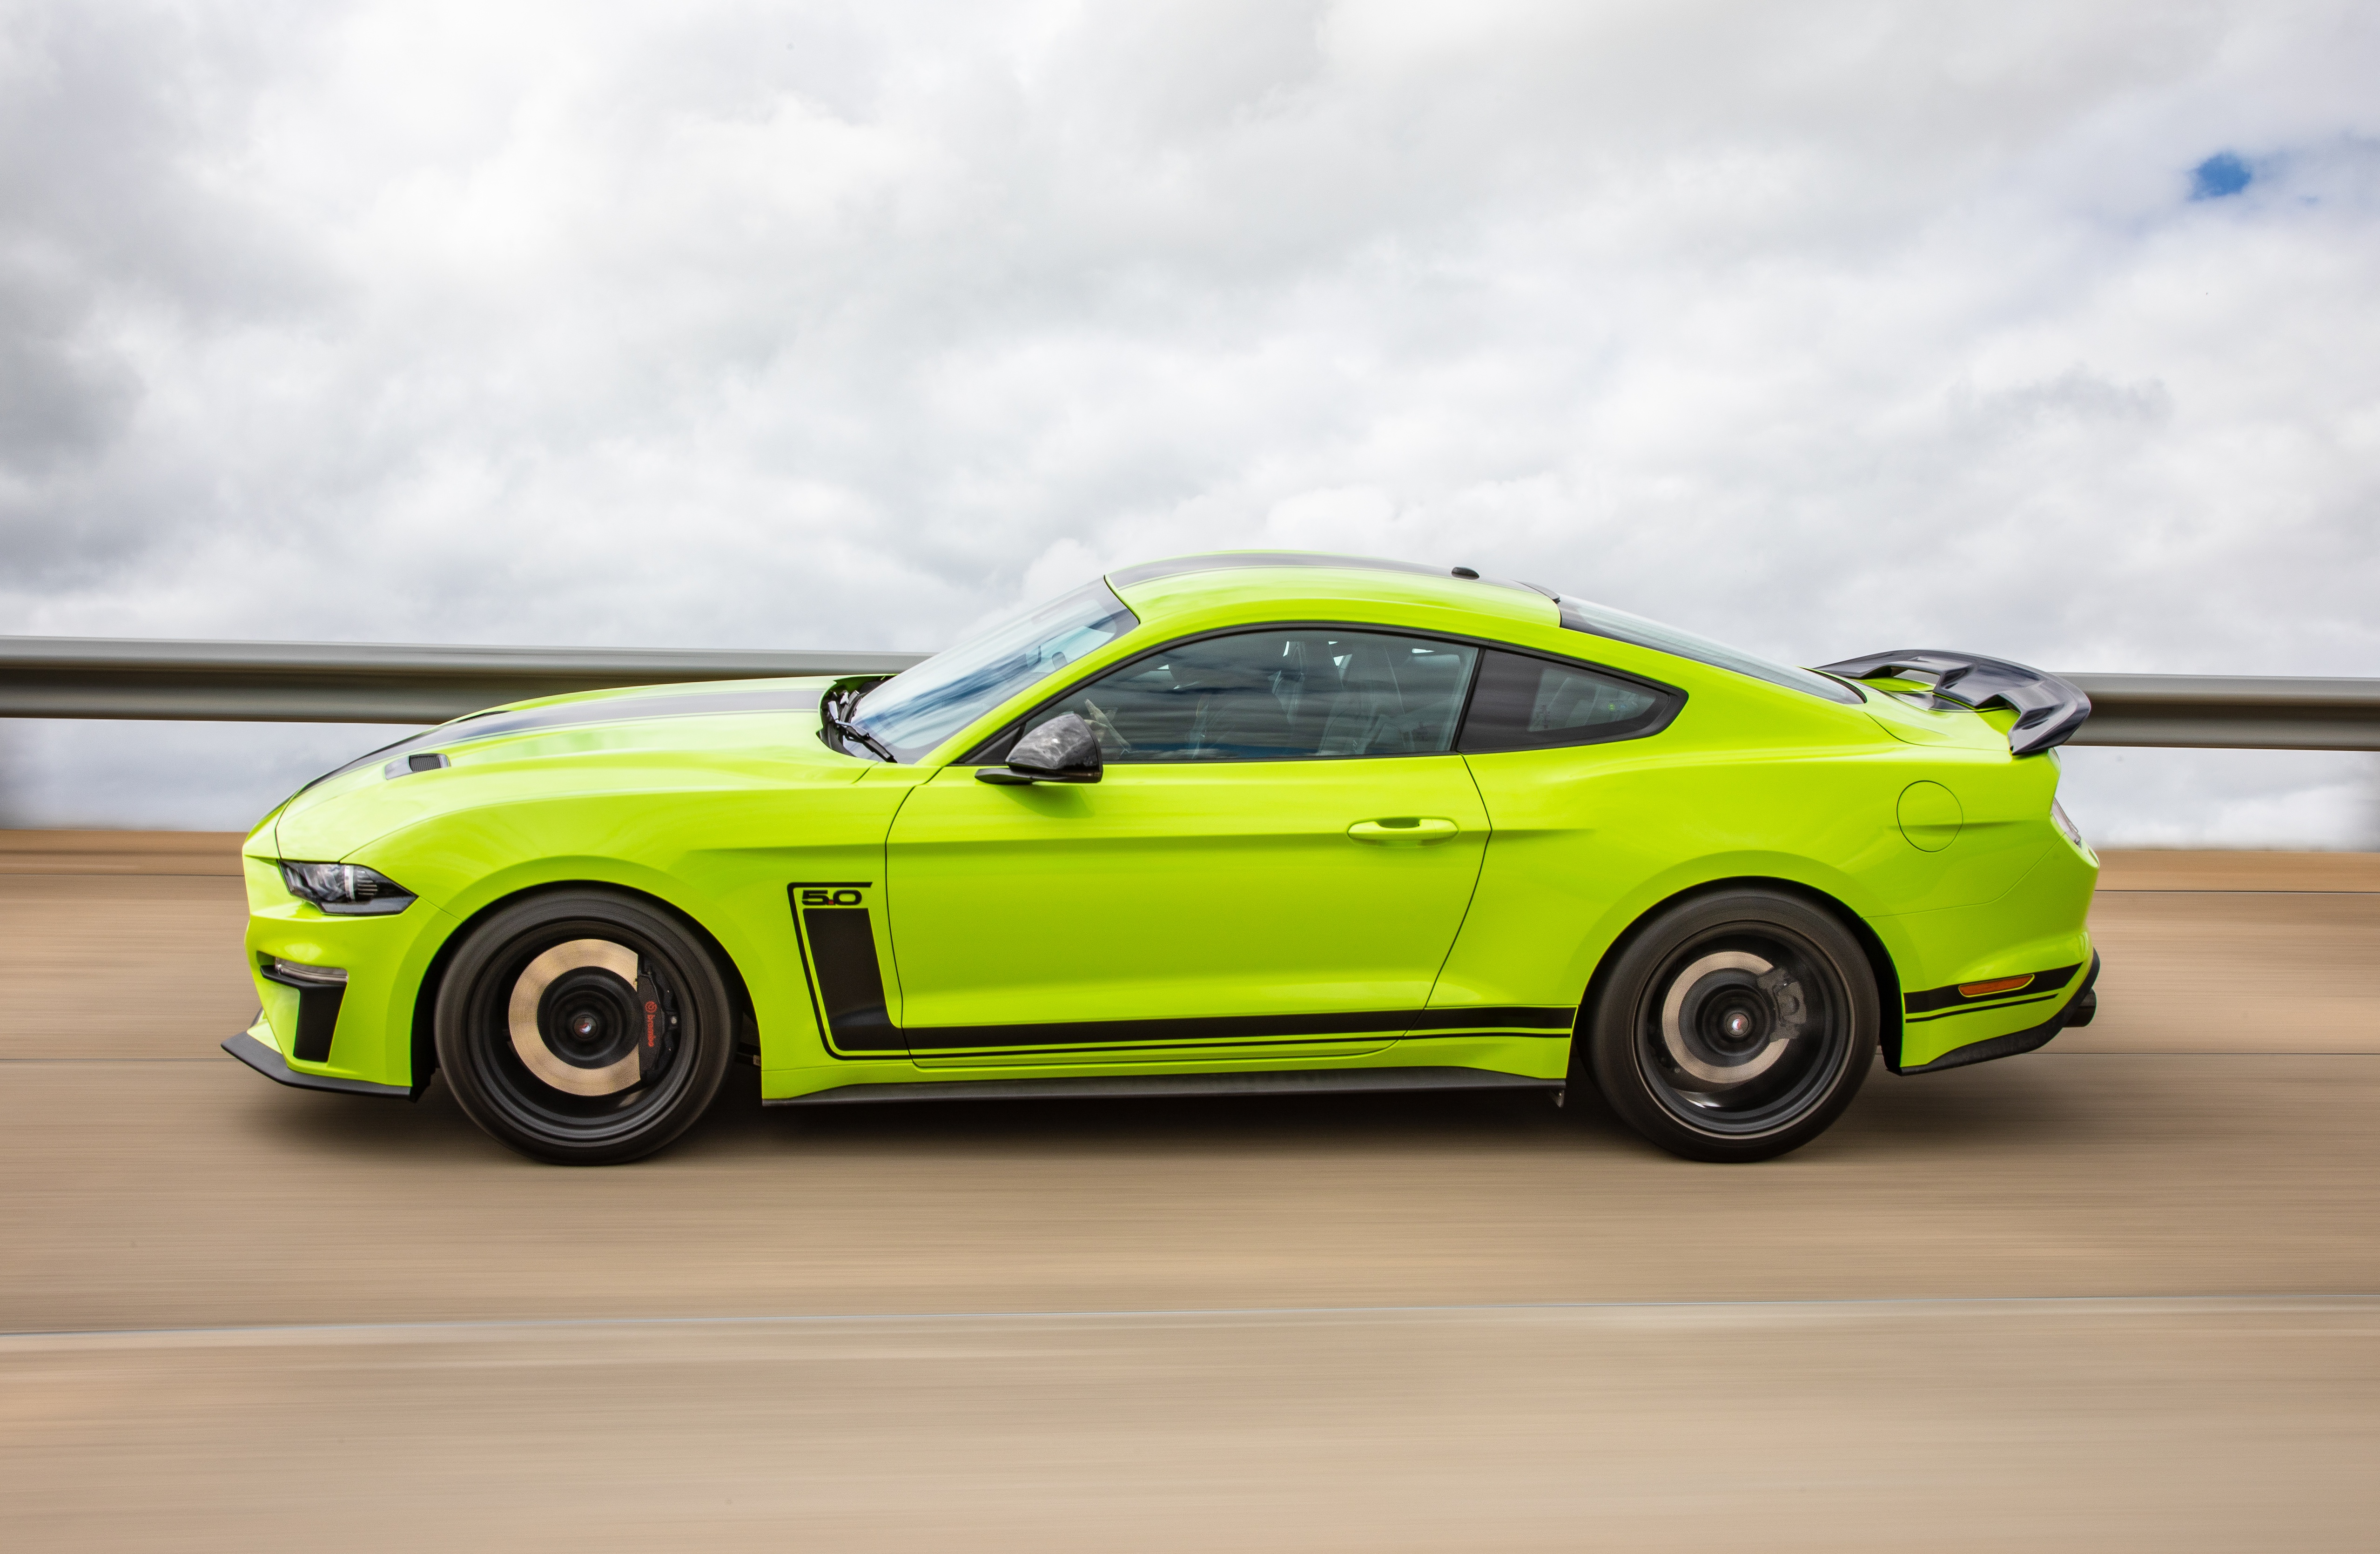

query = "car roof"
[1098, 552, 1876, 716]
[1104, 551, 1558, 626]
[1109, 550, 1544, 594]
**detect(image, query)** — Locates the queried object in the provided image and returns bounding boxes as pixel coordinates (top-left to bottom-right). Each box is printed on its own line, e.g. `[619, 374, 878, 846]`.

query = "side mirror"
[976, 713, 1103, 785]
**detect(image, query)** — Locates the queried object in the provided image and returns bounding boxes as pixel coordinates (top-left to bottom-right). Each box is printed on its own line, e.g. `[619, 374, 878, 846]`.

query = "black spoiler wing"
[1816, 650, 2091, 757]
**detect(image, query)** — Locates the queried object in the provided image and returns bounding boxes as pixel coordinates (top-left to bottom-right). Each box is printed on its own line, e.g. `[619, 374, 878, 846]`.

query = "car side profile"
[226, 552, 2102, 1164]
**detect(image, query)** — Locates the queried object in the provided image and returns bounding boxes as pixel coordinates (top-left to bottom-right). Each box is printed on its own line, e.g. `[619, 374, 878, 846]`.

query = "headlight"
[279, 860, 417, 915]
[2051, 798, 2086, 849]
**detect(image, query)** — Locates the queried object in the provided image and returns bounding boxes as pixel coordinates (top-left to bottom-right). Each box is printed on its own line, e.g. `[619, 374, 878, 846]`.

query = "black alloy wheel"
[1582, 889, 1876, 1163]
[434, 889, 733, 1165]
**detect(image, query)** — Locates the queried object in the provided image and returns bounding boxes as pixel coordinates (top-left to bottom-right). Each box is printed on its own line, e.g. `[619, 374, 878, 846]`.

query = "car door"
[1430, 647, 1686, 1012]
[880, 627, 1491, 1066]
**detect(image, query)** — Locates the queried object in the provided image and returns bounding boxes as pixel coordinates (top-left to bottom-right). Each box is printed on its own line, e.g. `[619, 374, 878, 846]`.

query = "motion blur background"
[7, 7, 2380, 1550]
[2, 0, 2376, 841]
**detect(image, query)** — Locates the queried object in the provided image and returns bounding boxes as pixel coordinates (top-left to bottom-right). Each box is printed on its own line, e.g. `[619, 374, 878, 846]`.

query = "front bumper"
[242, 849, 459, 1090]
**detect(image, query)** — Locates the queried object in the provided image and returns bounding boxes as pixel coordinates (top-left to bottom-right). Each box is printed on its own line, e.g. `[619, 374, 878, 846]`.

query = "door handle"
[1346, 816, 1460, 846]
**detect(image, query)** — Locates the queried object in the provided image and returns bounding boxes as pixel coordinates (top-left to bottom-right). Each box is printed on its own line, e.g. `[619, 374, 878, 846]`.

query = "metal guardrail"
[0, 638, 928, 725]
[0, 638, 2374, 749]
[2060, 674, 2380, 751]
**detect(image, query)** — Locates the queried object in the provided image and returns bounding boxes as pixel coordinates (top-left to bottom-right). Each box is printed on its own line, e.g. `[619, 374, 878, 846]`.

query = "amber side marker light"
[1958, 975, 2035, 998]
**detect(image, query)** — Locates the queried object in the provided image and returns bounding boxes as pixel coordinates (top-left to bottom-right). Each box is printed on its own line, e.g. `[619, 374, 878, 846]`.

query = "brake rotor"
[1658, 949, 1805, 1086]
[506, 939, 646, 1097]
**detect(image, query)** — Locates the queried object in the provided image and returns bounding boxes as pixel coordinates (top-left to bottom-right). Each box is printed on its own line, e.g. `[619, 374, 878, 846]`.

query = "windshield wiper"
[821, 681, 897, 762]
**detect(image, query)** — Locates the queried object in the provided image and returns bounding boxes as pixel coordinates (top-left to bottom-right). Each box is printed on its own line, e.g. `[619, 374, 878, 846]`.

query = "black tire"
[434, 889, 733, 1165]
[1583, 889, 1876, 1163]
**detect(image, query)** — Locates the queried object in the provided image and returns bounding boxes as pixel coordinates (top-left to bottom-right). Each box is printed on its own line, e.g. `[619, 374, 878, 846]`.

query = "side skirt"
[222, 1030, 420, 1101]
[767, 1065, 1566, 1108]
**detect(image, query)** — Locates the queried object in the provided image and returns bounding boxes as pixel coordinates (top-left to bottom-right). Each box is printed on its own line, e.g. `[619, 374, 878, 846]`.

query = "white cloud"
[0, 0, 2376, 838]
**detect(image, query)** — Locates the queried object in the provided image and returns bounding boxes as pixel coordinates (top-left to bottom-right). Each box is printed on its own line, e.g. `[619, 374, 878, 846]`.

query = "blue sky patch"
[2191, 151, 2252, 199]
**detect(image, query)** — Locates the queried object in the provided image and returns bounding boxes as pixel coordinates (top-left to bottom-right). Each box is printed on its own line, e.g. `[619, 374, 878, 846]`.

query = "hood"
[260, 677, 852, 862]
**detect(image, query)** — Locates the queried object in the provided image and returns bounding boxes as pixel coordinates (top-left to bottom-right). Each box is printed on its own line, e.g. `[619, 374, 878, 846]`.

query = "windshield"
[1556, 596, 1862, 705]
[852, 580, 1139, 760]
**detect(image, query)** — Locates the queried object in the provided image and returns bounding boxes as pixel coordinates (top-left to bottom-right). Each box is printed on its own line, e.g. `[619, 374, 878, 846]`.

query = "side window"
[1017, 630, 1480, 762]
[1457, 649, 1677, 753]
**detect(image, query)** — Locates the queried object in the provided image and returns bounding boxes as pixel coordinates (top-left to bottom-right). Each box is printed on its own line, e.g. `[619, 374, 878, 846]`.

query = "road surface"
[2, 834, 2374, 1550]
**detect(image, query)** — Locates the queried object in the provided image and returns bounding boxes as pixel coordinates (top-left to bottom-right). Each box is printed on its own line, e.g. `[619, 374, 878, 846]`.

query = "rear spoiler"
[1815, 650, 2091, 757]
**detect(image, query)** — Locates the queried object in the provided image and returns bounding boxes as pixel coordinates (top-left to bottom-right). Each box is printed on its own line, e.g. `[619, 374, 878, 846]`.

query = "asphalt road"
[2, 834, 2376, 1550]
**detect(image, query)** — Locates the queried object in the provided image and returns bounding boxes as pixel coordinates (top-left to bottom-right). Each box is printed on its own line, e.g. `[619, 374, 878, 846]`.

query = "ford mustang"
[225, 552, 2101, 1164]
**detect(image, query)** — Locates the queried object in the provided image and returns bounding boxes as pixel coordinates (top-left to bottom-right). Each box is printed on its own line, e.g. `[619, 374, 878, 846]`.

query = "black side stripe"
[921, 1034, 1422, 1064]
[1904, 992, 2057, 1025]
[1903, 963, 2080, 1016]
[785, 886, 1572, 1056]
[887, 1005, 1573, 1055]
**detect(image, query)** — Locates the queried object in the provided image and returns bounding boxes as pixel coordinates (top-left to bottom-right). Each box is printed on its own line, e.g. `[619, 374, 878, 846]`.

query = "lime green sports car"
[226, 552, 2102, 1164]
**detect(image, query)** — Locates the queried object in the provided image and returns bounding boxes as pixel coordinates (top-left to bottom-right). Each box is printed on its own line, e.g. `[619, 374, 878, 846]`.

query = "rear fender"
[1569, 869, 1911, 1074]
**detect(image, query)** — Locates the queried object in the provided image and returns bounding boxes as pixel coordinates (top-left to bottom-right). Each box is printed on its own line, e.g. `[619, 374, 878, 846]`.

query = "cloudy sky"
[2, 0, 2376, 840]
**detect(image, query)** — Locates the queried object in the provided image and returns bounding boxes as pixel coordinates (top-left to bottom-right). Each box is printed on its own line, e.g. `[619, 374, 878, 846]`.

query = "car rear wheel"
[1583, 889, 1876, 1163]
[434, 889, 733, 1165]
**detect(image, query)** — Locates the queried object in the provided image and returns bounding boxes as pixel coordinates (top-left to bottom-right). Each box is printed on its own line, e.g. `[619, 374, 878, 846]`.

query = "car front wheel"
[1583, 889, 1876, 1163]
[434, 889, 733, 1165]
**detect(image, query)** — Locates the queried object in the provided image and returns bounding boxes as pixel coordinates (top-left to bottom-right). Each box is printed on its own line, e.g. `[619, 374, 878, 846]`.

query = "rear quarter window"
[1457, 649, 1681, 753]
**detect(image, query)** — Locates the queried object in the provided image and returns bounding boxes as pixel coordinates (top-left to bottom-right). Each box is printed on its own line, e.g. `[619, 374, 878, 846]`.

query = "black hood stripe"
[303, 686, 823, 792]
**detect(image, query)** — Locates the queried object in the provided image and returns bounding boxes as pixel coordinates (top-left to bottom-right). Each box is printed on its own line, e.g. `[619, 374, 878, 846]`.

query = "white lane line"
[4, 1292, 2376, 1349]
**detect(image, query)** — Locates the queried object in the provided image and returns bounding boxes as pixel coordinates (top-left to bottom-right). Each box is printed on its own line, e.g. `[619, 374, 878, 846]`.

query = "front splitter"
[222, 1029, 419, 1100]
